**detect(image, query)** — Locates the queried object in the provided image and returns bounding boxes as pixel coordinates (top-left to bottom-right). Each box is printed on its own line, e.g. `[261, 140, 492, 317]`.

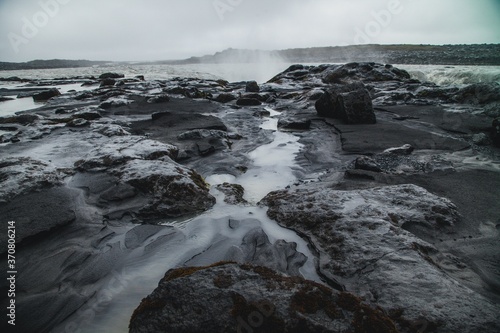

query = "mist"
[0, 0, 499, 62]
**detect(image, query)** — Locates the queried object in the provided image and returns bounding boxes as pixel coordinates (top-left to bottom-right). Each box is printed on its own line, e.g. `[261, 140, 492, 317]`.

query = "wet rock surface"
[0, 62, 499, 332]
[130, 262, 398, 333]
[260, 184, 499, 332]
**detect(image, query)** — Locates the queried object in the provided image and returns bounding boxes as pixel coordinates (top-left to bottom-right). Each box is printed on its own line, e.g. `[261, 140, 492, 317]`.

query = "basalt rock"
[147, 94, 170, 104]
[453, 83, 500, 105]
[236, 98, 262, 106]
[100, 78, 116, 87]
[245, 80, 260, 93]
[214, 93, 236, 103]
[129, 262, 399, 333]
[99, 72, 124, 79]
[0, 114, 39, 125]
[277, 117, 312, 130]
[215, 182, 248, 205]
[315, 82, 376, 124]
[260, 184, 500, 333]
[32, 88, 61, 101]
[74, 137, 213, 218]
[493, 117, 500, 147]
[322, 62, 411, 84]
[354, 156, 382, 172]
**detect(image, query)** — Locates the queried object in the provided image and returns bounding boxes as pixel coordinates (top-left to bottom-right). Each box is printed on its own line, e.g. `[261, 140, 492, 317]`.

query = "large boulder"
[32, 88, 61, 101]
[99, 72, 124, 79]
[315, 82, 376, 124]
[129, 262, 398, 333]
[214, 93, 236, 103]
[245, 80, 260, 93]
[74, 137, 214, 219]
[260, 184, 500, 332]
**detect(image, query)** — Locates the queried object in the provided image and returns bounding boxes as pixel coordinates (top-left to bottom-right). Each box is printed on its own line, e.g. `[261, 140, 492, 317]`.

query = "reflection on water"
[0, 83, 95, 116]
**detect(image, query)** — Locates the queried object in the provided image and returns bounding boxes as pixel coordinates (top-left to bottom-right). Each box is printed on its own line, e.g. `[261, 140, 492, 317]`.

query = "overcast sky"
[0, 0, 499, 62]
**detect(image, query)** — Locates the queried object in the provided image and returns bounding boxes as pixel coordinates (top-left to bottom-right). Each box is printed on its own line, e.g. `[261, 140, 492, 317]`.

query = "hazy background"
[0, 0, 499, 62]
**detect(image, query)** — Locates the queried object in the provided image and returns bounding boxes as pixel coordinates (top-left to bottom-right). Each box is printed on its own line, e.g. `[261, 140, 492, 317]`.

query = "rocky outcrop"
[0, 157, 76, 249]
[99, 72, 125, 79]
[321, 63, 411, 84]
[129, 262, 398, 333]
[245, 80, 260, 93]
[260, 184, 500, 332]
[75, 137, 215, 219]
[215, 182, 248, 205]
[315, 82, 376, 124]
[214, 93, 236, 103]
[453, 83, 500, 105]
[236, 98, 262, 106]
[32, 88, 61, 101]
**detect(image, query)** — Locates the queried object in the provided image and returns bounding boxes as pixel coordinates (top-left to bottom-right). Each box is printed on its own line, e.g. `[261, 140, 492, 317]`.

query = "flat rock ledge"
[259, 184, 500, 333]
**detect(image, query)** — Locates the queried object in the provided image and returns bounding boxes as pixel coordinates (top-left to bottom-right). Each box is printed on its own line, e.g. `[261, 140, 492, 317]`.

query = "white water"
[210, 108, 303, 203]
[2, 63, 499, 117]
[399, 64, 500, 86]
[0, 62, 291, 84]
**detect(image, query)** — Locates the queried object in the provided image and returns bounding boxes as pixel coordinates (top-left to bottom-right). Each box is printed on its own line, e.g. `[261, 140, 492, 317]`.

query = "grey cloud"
[0, 0, 498, 62]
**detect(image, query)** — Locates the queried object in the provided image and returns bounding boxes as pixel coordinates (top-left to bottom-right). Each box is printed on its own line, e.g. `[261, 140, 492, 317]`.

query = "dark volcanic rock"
[260, 185, 500, 333]
[214, 93, 236, 103]
[236, 98, 262, 106]
[215, 182, 248, 205]
[0, 187, 77, 248]
[354, 156, 382, 172]
[277, 116, 312, 130]
[0, 114, 39, 125]
[147, 94, 170, 104]
[315, 82, 376, 124]
[493, 117, 500, 147]
[453, 83, 500, 105]
[32, 88, 61, 101]
[73, 110, 102, 121]
[245, 80, 260, 93]
[74, 137, 214, 219]
[129, 262, 398, 333]
[0, 157, 76, 249]
[100, 78, 116, 87]
[322, 62, 411, 84]
[99, 72, 124, 79]
[66, 118, 89, 127]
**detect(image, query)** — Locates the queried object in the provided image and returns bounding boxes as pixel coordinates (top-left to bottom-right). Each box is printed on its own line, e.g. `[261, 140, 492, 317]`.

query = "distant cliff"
[0, 59, 109, 71]
[160, 44, 500, 66]
[2, 44, 500, 70]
